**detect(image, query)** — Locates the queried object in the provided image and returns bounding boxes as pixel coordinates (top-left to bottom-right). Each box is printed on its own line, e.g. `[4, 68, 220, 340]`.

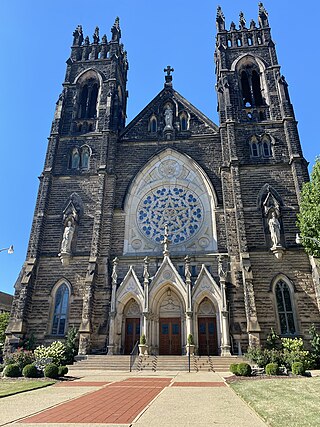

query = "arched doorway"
[158, 288, 183, 355]
[197, 298, 218, 356]
[123, 299, 141, 354]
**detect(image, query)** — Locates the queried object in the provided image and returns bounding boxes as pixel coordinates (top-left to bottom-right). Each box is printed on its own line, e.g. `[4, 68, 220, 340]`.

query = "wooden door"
[124, 318, 140, 354]
[159, 318, 181, 355]
[198, 317, 218, 356]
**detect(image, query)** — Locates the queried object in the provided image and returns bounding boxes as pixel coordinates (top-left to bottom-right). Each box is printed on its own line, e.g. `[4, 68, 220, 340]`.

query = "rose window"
[137, 186, 204, 245]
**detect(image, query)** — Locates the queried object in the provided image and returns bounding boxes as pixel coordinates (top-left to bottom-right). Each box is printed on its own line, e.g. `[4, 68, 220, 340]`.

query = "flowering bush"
[4, 348, 35, 370]
[34, 341, 67, 369]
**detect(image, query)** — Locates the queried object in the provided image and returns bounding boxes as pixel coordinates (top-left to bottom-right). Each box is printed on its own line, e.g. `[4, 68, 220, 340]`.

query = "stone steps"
[70, 354, 245, 372]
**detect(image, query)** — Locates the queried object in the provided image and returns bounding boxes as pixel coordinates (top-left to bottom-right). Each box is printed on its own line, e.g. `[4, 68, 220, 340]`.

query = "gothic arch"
[47, 279, 73, 336]
[123, 148, 218, 255]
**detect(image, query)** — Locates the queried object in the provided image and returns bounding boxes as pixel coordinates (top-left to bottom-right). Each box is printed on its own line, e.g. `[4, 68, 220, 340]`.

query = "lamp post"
[0, 245, 14, 254]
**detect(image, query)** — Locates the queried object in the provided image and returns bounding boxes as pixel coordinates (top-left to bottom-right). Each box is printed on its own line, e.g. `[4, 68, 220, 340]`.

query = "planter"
[186, 344, 195, 356]
[138, 344, 148, 356]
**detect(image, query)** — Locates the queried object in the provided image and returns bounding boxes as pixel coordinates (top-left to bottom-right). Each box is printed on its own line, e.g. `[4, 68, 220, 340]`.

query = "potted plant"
[138, 334, 148, 356]
[186, 334, 195, 355]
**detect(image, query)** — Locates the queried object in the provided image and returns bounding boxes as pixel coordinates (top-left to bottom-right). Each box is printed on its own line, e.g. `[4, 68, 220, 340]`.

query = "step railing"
[129, 340, 139, 372]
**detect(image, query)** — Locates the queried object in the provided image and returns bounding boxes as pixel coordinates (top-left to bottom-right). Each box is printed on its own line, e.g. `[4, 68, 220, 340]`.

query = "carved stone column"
[184, 256, 193, 343]
[143, 257, 150, 339]
[107, 257, 118, 355]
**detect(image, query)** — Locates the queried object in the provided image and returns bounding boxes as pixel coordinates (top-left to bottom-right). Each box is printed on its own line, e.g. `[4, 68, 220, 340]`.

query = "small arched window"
[87, 84, 98, 118]
[252, 70, 263, 106]
[52, 283, 69, 336]
[149, 116, 157, 133]
[71, 148, 80, 169]
[257, 36, 262, 45]
[77, 79, 99, 119]
[241, 71, 252, 107]
[237, 38, 242, 47]
[275, 280, 296, 335]
[180, 112, 188, 131]
[251, 142, 259, 157]
[81, 146, 90, 170]
[247, 37, 253, 46]
[262, 136, 272, 157]
[79, 85, 88, 119]
[227, 39, 232, 47]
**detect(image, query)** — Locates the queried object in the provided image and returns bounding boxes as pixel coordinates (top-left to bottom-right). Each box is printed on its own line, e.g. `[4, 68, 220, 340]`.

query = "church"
[6, 4, 320, 357]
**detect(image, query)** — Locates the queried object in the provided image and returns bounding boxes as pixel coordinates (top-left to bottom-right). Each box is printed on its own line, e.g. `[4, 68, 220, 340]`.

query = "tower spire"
[258, 2, 269, 28]
[111, 17, 121, 42]
[239, 11, 246, 29]
[216, 6, 225, 31]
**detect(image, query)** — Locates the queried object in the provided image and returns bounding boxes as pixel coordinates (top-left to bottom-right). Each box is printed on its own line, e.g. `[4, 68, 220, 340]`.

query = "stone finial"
[102, 34, 107, 44]
[250, 19, 257, 30]
[73, 25, 83, 46]
[216, 6, 225, 31]
[164, 65, 174, 88]
[230, 21, 236, 31]
[143, 257, 149, 283]
[258, 2, 269, 28]
[112, 257, 118, 286]
[93, 26, 100, 44]
[111, 16, 121, 41]
[239, 11, 246, 29]
[84, 36, 90, 46]
[184, 255, 191, 280]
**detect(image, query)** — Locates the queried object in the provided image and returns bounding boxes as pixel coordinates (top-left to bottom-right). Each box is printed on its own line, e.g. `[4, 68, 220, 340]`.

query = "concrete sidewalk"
[1, 369, 267, 427]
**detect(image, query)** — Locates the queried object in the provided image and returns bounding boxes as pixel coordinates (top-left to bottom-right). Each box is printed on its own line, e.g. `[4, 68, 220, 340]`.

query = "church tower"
[215, 4, 318, 346]
[6, 19, 128, 353]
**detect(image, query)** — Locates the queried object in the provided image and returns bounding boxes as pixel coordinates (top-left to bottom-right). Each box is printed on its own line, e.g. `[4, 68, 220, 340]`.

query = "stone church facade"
[6, 4, 320, 356]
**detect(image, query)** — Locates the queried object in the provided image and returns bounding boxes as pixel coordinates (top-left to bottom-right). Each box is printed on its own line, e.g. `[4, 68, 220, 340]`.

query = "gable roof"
[121, 86, 219, 141]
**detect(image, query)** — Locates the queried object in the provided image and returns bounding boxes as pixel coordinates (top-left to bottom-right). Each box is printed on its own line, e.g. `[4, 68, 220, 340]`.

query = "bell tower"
[215, 4, 309, 346]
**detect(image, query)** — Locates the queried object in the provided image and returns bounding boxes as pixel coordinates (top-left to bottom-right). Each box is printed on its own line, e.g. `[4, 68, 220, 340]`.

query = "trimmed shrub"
[292, 361, 305, 376]
[44, 363, 59, 379]
[4, 363, 21, 377]
[229, 363, 239, 375]
[58, 365, 68, 377]
[187, 334, 194, 345]
[265, 362, 279, 375]
[22, 364, 38, 378]
[237, 362, 252, 376]
[140, 334, 146, 345]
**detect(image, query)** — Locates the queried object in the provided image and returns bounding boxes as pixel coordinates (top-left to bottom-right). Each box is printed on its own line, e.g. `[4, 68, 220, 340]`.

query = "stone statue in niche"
[60, 219, 75, 254]
[164, 105, 173, 130]
[268, 211, 281, 247]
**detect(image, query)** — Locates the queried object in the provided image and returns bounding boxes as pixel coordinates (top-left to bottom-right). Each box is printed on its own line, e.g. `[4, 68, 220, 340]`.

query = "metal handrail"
[129, 340, 139, 372]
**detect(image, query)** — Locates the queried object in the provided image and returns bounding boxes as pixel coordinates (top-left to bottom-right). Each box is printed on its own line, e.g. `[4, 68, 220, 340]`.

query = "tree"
[297, 157, 320, 258]
[0, 312, 10, 353]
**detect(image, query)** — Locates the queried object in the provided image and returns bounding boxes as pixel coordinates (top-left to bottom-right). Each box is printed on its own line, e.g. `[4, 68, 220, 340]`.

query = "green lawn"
[0, 380, 55, 398]
[230, 377, 320, 427]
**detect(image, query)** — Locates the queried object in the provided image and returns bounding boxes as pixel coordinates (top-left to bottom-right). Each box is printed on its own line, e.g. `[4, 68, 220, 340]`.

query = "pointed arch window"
[52, 283, 69, 336]
[77, 79, 99, 119]
[275, 280, 296, 335]
[180, 112, 188, 131]
[249, 136, 259, 157]
[149, 116, 157, 133]
[262, 135, 272, 157]
[81, 146, 90, 170]
[239, 65, 264, 108]
[71, 148, 80, 169]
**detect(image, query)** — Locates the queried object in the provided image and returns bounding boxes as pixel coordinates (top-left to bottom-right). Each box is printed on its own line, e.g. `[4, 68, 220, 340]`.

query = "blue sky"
[1, 1, 319, 295]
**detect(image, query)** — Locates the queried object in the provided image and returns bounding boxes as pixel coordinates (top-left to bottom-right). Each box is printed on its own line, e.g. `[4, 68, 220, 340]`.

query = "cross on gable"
[164, 65, 174, 76]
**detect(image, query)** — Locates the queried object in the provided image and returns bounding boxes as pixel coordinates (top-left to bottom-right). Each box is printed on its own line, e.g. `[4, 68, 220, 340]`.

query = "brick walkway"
[20, 378, 171, 424]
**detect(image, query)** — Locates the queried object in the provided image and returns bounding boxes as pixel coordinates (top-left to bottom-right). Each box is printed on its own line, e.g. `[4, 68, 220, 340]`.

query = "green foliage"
[281, 337, 304, 352]
[266, 328, 281, 350]
[187, 334, 194, 345]
[140, 334, 146, 345]
[245, 346, 284, 368]
[64, 327, 78, 364]
[281, 337, 314, 370]
[20, 333, 36, 351]
[0, 312, 10, 353]
[265, 362, 279, 375]
[237, 362, 252, 376]
[309, 324, 320, 367]
[297, 157, 320, 258]
[0, 363, 4, 372]
[4, 348, 35, 370]
[44, 363, 59, 379]
[58, 365, 68, 376]
[34, 341, 67, 368]
[292, 361, 306, 376]
[4, 363, 21, 377]
[229, 363, 239, 375]
[22, 364, 38, 378]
